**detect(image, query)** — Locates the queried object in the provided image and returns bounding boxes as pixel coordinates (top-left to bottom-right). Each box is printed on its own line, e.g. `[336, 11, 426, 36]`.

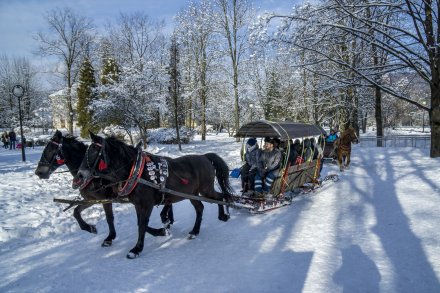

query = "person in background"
[254, 137, 282, 197]
[8, 129, 16, 150]
[1, 132, 9, 149]
[241, 137, 260, 194]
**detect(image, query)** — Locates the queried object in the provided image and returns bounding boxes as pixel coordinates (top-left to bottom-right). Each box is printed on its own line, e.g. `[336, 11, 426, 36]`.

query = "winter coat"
[8, 131, 16, 141]
[258, 148, 282, 177]
[245, 144, 260, 170]
[326, 133, 338, 143]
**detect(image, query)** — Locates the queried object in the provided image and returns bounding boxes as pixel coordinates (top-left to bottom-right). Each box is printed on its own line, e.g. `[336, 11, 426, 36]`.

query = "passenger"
[273, 138, 281, 149]
[241, 138, 260, 193]
[288, 139, 303, 165]
[302, 138, 313, 162]
[312, 137, 324, 176]
[326, 129, 338, 143]
[254, 137, 282, 197]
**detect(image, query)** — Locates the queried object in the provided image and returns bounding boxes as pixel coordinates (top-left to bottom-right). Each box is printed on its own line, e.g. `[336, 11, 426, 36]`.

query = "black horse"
[73, 132, 233, 259]
[35, 130, 173, 247]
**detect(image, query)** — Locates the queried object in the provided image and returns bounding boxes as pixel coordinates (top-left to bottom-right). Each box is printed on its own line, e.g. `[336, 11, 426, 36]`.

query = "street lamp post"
[249, 103, 254, 121]
[12, 85, 26, 162]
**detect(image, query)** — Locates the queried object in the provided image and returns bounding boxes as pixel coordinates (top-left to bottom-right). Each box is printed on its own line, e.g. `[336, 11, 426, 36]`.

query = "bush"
[147, 127, 195, 144]
[33, 135, 52, 146]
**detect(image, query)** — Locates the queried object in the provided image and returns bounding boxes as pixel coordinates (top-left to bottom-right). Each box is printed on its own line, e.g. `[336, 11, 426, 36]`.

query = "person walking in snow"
[8, 130, 16, 150]
[1, 132, 9, 149]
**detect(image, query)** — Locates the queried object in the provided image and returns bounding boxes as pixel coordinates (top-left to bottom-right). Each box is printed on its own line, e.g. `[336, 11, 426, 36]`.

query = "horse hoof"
[161, 228, 171, 236]
[163, 220, 172, 229]
[89, 225, 97, 234]
[187, 234, 197, 240]
[101, 240, 112, 247]
[126, 252, 139, 259]
[218, 214, 230, 222]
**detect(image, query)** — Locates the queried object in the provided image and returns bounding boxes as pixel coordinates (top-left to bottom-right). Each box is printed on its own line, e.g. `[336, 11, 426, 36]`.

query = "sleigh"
[232, 120, 339, 213]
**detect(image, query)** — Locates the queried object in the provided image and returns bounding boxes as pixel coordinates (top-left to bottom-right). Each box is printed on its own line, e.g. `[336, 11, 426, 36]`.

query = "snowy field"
[0, 133, 440, 293]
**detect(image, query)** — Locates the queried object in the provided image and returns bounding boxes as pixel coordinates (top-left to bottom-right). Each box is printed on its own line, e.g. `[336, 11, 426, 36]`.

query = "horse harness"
[80, 141, 233, 207]
[38, 138, 66, 167]
[118, 150, 168, 197]
[83, 141, 169, 197]
[338, 131, 358, 152]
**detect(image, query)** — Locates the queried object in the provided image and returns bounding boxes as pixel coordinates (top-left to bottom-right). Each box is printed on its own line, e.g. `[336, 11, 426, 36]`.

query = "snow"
[1, 133, 440, 292]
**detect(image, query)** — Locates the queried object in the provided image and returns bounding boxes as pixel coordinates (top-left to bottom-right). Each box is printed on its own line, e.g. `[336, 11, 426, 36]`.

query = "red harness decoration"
[56, 155, 65, 165]
[118, 153, 149, 197]
[98, 159, 108, 171]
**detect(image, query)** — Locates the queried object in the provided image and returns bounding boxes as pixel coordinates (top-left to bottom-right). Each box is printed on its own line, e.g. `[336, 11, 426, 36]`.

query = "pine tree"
[101, 57, 120, 85]
[77, 58, 99, 137]
[100, 56, 122, 126]
[264, 71, 283, 120]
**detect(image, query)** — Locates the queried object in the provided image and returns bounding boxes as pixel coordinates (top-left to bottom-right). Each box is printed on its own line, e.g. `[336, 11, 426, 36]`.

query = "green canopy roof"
[235, 120, 325, 140]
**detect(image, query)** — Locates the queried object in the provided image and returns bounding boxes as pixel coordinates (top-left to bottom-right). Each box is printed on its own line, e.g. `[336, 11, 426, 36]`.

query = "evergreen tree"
[77, 58, 99, 137]
[264, 71, 283, 120]
[99, 56, 123, 127]
[101, 57, 120, 85]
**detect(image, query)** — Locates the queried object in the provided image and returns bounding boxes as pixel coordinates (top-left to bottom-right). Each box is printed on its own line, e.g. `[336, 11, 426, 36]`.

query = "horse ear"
[135, 141, 142, 150]
[89, 130, 99, 142]
[53, 129, 62, 142]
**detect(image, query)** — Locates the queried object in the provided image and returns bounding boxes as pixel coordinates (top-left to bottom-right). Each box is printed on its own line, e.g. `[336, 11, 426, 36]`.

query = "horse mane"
[104, 136, 137, 164]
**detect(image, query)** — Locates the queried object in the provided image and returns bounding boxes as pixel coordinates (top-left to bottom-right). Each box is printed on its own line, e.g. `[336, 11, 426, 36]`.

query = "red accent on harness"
[118, 154, 148, 196]
[57, 159, 65, 165]
[98, 159, 108, 171]
[181, 178, 189, 185]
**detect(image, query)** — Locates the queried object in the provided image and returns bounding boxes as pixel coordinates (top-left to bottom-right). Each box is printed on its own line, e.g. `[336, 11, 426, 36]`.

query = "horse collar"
[118, 151, 169, 197]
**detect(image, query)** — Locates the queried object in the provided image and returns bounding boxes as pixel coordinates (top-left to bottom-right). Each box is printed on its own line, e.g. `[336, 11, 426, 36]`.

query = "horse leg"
[144, 202, 169, 237]
[127, 204, 154, 259]
[217, 204, 230, 222]
[101, 203, 116, 247]
[200, 185, 230, 222]
[188, 199, 204, 239]
[338, 154, 344, 172]
[345, 154, 351, 169]
[73, 204, 97, 234]
[160, 204, 174, 229]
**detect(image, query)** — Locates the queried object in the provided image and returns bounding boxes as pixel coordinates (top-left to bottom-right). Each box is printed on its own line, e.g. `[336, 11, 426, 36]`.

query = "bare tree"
[0, 55, 42, 128]
[214, 0, 253, 140]
[256, 0, 440, 157]
[35, 7, 94, 134]
[175, 0, 217, 140]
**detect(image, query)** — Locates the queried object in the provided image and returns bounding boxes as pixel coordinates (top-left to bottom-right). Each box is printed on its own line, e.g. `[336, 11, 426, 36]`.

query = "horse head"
[35, 130, 66, 179]
[342, 127, 359, 145]
[73, 131, 135, 190]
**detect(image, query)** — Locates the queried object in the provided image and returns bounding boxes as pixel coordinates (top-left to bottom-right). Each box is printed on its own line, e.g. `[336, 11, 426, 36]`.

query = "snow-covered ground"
[1, 133, 439, 292]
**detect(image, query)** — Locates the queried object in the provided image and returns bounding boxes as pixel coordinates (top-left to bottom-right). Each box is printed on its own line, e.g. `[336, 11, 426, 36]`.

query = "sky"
[0, 129, 439, 292]
[0, 0, 296, 60]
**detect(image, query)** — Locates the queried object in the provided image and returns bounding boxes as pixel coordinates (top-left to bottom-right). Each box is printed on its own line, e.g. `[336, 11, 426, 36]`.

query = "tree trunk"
[362, 111, 367, 133]
[375, 85, 383, 147]
[430, 81, 440, 157]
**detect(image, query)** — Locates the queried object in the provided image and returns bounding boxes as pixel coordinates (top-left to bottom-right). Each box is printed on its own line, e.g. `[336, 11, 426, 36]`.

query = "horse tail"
[204, 153, 234, 201]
